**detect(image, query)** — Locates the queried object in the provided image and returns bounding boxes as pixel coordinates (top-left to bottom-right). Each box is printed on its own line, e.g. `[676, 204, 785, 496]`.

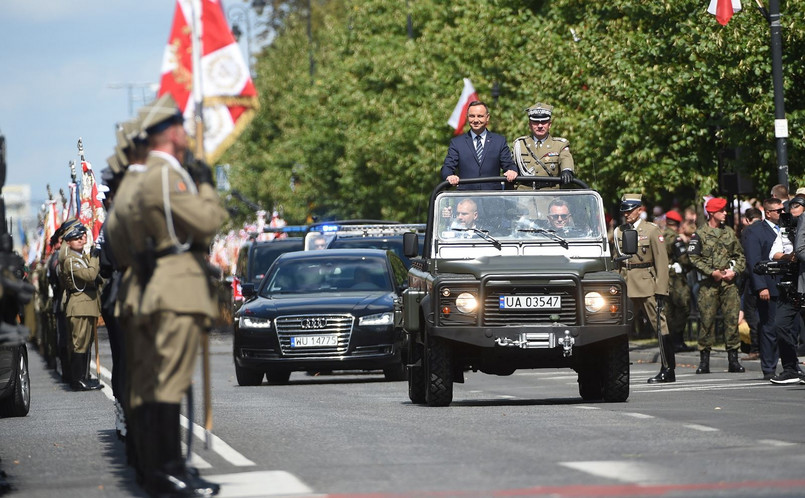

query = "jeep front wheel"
[408, 340, 427, 403]
[425, 337, 453, 407]
[602, 335, 630, 402]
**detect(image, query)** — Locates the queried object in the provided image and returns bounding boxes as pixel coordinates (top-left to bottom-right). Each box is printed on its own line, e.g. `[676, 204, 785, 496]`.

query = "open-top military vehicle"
[401, 176, 637, 406]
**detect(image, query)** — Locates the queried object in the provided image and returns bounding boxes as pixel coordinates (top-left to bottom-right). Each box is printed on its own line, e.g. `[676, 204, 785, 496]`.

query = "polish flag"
[79, 160, 106, 247]
[159, 0, 259, 163]
[447, 78, 479, 135]
[707, 0, 742, 26]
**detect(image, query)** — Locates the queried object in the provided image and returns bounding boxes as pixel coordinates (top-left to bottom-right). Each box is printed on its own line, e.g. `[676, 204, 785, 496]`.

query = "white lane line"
[684, 423, 719, 432]
[181, 418, 257, 467]
[205, 470, 314, 497]
[640, 382, 770, 393]
[93, 360, 257, 468]
[623, 412, 654, 419]
[182, 442, 212, 468]
[576, 406, 600, 410]
[758, 439, 797, 447]
[560, 461, 660, 484]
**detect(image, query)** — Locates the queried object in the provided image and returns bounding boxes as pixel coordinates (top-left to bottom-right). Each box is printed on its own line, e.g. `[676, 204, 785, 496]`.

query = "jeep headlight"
[359, 312, 394, 326]
[455, 292, 478, 313]
[584, 292, 606, 313]
[238, 316, 272, 329]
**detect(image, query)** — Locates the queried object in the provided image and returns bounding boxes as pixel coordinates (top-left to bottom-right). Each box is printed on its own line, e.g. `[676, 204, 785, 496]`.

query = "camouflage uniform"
[663, 226, 692, 346]
[688, 224, 746, 351]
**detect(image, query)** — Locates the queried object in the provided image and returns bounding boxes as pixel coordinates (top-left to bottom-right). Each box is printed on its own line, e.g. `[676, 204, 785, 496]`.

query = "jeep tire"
[425, 336, 453, 407]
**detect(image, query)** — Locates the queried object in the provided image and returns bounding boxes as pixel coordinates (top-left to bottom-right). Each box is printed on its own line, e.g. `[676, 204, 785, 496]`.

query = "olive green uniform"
[512, 134, 573, 189]
[663, 227, 692, 342]
[59, 245, 101, 354]
[127, 151, 227, 409]
[688, 225, 746, 351]
[614, 219, 669, 336]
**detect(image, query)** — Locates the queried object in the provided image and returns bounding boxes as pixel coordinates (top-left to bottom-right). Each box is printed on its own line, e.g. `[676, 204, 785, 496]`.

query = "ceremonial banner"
[158, 0, 260, 163]
[79, 159, 105, 247]
[447, 78, 479, 136]
[707, 0, 742, 26]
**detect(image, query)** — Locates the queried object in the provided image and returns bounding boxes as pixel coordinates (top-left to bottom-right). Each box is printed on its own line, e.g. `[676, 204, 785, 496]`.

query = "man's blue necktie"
[475, 135, 484, 163]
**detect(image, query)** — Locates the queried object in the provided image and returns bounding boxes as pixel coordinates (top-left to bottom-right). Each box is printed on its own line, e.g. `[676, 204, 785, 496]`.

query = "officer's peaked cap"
[61, 219, 87, 241]
[789, 196, 805, 209]
[138, 94, 183, 137]
[619, 193, 642, 212]
[526, 102, 553, 122]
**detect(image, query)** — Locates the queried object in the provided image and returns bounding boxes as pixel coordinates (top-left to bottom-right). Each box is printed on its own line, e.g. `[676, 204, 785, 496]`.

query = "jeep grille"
[483, 285, 577, 326]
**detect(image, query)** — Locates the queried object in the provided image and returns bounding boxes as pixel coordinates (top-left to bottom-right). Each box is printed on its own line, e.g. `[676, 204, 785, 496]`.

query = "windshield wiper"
[452, 228, 502, 249]
[516, 228, 569, 249]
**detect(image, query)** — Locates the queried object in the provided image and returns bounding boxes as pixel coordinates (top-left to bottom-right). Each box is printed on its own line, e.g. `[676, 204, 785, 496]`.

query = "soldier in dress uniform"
[688, 197, 746, 374]
[113, 94, 225, 497]
[614, 194, 675, 383]
[511, 102, 575, 188]
[58, 220, 103, 391]
[663, 210, 695, 352]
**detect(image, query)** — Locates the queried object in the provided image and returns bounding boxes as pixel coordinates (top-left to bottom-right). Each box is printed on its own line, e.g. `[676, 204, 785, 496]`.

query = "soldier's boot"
[696, 349, 710, 374]
[127, 405, 143, 484]
[672, 330, 695, 352]
[59, 347, 72, 384]
[82, 351, 102, 389]
[70, 353, 102, 391]
[159, 403, 220, 496]
[727, 349, 746, 373]
[648, 335, 676, 384]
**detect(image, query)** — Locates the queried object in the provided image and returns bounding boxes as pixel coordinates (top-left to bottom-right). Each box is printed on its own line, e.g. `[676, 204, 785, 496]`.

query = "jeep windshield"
[432, 190, 608, 258]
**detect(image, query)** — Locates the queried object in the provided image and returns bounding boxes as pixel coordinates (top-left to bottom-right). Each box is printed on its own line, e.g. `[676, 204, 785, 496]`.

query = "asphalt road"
[2, 328, 805, 498]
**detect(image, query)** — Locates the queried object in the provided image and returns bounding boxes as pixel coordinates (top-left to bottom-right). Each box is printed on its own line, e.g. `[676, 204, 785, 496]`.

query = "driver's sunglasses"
[767, 208, 785, 213]
[548, 214, 571, 220]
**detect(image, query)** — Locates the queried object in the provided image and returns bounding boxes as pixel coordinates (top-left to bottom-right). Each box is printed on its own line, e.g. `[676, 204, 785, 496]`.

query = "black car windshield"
[262, 255, 392, 296]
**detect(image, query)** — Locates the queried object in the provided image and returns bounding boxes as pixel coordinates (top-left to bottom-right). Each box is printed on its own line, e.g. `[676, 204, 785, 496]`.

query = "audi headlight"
[584, 292, 606, 313]
[359, 312, 393, 326]
[455, 292, 478, 313]
[238, 316, 272, 329]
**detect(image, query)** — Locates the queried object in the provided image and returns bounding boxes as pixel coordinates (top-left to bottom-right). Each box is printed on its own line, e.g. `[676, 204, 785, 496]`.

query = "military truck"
[401, 176, 637, 406]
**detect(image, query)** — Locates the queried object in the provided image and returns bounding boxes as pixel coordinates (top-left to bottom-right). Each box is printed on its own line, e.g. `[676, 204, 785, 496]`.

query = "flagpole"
[189, 0, 214, 451]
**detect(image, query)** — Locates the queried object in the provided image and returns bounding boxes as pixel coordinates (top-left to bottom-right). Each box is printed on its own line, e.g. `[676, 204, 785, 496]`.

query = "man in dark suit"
[741, 197, 784, 380]
[441, 100, 518, 190]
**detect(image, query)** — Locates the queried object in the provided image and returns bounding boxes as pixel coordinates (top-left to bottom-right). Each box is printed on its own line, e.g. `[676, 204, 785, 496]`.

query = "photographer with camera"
[742, 198, 785, 380]
[763, 196, 805, 384]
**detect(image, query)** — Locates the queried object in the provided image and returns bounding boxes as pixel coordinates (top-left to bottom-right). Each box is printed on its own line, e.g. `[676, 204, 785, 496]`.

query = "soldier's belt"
[624, 262, 653, 270]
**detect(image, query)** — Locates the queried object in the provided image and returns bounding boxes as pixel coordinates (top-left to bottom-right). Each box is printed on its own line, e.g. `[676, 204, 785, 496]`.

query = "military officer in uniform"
[614, 194, 674, 383]
[58, 220, 103, 391]
[119, 95, 226, 497]
[663, 210, 694, 352]
[688, 197, 746, 374]
[511, 102, 575, 188]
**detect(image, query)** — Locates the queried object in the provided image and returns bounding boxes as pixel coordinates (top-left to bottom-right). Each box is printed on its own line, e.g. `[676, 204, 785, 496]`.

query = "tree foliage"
[224, 0, 805, 223]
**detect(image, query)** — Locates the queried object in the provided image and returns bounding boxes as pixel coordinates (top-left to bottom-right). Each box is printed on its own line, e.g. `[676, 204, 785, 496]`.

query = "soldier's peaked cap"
[138, 94, 183, 137]
[619, 193, 642, 212]
[526, 102, 553, 122]
[61, 219, 87, 241]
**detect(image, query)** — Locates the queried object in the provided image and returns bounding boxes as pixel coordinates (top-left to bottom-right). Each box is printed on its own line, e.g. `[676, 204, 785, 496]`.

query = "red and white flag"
[79, 160, 105, 247]
[707, 0, 742, 26]
[158, 0, 260, 163]
[447, 78, 479, 135]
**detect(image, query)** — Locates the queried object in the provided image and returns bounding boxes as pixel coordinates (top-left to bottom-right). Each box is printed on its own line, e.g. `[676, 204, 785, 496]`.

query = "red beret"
[705, 197, 727, 213]
[665, 210, 683, 223]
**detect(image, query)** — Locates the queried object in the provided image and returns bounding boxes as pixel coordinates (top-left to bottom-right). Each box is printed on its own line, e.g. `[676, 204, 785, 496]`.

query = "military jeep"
[401, 176, 637, 406]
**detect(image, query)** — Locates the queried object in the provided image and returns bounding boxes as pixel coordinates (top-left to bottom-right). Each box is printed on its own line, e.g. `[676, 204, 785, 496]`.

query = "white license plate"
[290, 335, 338, 347]
[499, 295, 561, 310]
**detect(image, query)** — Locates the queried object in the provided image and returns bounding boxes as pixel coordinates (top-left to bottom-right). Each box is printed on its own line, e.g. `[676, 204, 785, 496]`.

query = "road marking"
[560, 461, 661, 484]
[640, 382, 771, 393]
[93, 360, 257, 468]
[576, 405, 600, 410]
[204, 470, 314, 497]
[623, 412, 654, 419]
[683, 423, 719, 432]
[182, 442, 212, 468]
[758, 439, 797, 447]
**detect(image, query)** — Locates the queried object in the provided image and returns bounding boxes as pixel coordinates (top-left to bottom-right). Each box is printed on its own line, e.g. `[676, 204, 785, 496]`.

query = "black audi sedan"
[233, 249, 409, 385]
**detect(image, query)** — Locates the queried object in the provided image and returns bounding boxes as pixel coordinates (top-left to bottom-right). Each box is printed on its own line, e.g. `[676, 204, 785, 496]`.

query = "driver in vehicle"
[546, 198, 588, 237]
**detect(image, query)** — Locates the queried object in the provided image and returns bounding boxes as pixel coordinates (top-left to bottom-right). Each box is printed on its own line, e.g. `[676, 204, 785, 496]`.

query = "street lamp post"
[227, 0, 267, 78]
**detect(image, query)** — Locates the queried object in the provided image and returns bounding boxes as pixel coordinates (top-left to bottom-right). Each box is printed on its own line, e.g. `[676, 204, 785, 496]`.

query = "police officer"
[511, 102, 575, 187]
[663, 210, 694, 352]
[58, 220, 103, 391]
[614, 194, 674, 383]
[116, 94, 226, 496]
[688, 197, 746, 374]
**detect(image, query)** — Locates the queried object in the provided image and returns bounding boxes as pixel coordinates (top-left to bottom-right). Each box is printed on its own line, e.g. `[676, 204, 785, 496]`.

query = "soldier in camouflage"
[663, 210, 694, 352]
[687, 197, 746, 374]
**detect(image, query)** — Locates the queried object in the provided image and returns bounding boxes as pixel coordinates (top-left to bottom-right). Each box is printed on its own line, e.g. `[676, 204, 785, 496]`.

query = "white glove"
[671, 262, 683, 274]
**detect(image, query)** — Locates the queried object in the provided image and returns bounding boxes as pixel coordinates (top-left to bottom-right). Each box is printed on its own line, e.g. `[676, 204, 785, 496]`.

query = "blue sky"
[0, 1, 260, 216]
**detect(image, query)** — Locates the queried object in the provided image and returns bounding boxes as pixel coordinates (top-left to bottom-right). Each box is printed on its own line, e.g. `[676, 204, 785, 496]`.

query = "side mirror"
[241, 282, 256, 298]
[403, 232, 419, 258]
[619, 229, 638, 256]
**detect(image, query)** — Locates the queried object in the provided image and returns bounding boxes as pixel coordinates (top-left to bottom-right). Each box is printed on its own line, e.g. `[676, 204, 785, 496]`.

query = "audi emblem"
[301, 317, 327, 329]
